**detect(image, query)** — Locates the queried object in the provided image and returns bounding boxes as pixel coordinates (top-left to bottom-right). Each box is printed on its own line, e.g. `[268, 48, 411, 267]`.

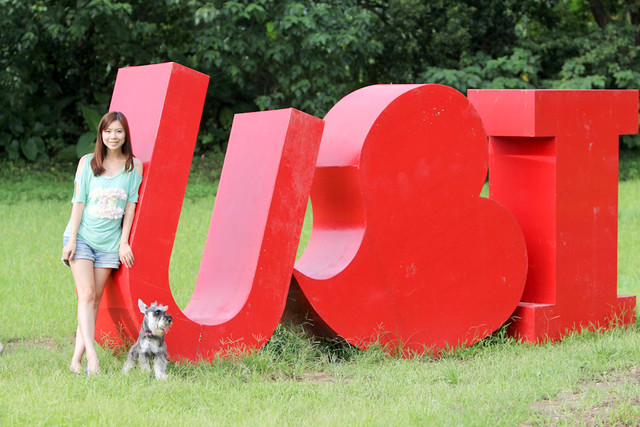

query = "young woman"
[62, 111, 143, 375]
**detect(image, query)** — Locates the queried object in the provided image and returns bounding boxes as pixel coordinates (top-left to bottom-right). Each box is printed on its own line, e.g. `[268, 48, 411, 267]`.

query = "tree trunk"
[587, 0, 611, 29]
[625, 0, 640, 25]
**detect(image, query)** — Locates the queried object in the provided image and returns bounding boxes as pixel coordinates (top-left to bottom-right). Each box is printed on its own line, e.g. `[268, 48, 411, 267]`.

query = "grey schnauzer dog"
[123, 299, 173, 380]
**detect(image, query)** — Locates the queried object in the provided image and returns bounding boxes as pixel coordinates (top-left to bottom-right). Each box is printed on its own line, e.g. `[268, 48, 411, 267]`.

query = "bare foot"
[69, 361, 84, 375]
[86, 366, 100, 376]
[86, 360, 100, 376]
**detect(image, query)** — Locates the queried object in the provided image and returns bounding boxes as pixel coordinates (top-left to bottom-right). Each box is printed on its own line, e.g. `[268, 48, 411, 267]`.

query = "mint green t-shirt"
[64, 154, 143, 253]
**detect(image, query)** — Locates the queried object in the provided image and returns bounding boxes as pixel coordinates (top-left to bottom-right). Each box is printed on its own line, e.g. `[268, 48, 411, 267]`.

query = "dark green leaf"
[76, 132, 95, 158]
[81, 106, 102, 134]
[21, 137, 39, 161]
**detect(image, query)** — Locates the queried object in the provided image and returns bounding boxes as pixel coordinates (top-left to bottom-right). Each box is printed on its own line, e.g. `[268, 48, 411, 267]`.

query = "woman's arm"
[62, 156, 88, 262]
[62, 202, 85, 261]
[119, 202, 137, 268]
[119, 157, 143, 268]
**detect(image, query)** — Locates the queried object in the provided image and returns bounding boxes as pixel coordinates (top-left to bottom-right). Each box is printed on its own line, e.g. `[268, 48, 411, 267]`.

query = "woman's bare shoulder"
[133, 157, 143, 176]
[76, 154, 90, 176]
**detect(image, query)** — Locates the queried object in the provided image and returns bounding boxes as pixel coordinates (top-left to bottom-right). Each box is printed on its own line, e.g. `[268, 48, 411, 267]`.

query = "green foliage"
[190, 0, 383, 149]
[0, 0, 197, 161]
[2, 0, 640, 161]
[76, 105, 102, 157]
[420, 48, 541, 93]
[619, 149, 640, 180]
[370, 0, 527, 82]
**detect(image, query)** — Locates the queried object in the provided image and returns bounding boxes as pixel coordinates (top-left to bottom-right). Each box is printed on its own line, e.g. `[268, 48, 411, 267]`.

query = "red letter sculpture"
[95, 63, 637, 359]
[467, 89, 639, 342]
[292, 84, 528, 355]
[96, 62, 324, 359]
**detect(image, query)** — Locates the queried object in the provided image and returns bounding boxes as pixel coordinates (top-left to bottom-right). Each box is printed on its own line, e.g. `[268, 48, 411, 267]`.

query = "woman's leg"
[69, 265, 112, 372]
[70, 325, 84, 373]
[69, 260, 112, 373]
[69, 259, 96, 371]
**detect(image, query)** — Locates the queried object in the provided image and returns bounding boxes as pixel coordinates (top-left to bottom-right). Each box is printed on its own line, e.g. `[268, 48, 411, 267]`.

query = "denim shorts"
[62, 236, 120, 269]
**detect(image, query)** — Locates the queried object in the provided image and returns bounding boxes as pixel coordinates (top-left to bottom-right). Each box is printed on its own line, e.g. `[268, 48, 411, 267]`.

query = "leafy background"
[1, 0, 640, 162]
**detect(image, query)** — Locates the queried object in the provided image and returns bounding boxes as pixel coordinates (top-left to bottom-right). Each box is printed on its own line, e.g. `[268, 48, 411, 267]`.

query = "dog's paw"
[122, 358, 136, 373]
[155, 373, 168, 380]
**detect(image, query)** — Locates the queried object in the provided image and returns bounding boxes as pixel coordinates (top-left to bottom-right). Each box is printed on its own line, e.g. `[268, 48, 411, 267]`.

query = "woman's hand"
[119, 242, 134, 268]
[62, 239, 76, 263]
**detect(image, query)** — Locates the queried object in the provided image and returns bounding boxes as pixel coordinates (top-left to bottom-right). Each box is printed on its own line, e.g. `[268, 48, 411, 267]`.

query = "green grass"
[1, 153, 640, 425]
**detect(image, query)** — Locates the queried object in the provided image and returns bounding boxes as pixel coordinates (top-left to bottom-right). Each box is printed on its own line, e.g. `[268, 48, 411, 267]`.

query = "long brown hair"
[90, 111, 134, 176]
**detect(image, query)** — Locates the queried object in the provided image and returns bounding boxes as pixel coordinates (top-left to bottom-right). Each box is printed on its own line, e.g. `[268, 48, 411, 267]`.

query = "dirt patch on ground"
[3, 336, 68, 352]
[530, 367, 640, 425]
[267, 370, 346, 383]
[296, 371, 341, 383]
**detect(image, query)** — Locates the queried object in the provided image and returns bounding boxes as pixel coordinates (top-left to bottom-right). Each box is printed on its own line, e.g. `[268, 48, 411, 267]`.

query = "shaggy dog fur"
[123, 299, 172, 380]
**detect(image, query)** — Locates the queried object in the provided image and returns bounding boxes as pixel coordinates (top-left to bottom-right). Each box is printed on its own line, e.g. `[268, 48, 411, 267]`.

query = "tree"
[2, 0, 640, 161]
[189, 0, 383, 150]
[0, 0, 197, 161]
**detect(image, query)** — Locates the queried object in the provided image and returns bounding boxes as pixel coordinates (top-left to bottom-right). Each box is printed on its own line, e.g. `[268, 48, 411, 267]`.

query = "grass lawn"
[1, 153, 640, 425]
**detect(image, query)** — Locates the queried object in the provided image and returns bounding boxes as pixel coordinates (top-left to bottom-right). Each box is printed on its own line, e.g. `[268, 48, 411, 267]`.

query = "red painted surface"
[94, 63, 637, 359]
[292, 84, 528, 355]
[95, 62, 324, 359]
[468, 89, 639, 342]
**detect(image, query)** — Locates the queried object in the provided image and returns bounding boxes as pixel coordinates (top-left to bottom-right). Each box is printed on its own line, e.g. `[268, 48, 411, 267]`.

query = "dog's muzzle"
[161, 315, 173, 332]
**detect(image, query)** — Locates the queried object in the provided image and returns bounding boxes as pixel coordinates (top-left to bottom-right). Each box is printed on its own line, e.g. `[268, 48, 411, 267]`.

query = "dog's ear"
[138, 299, 148, 313]
[158, 304, 168, 312]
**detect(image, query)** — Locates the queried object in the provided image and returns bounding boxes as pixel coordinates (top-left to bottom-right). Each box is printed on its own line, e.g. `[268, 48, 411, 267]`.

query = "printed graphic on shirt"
[88, 188, 127, 220]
